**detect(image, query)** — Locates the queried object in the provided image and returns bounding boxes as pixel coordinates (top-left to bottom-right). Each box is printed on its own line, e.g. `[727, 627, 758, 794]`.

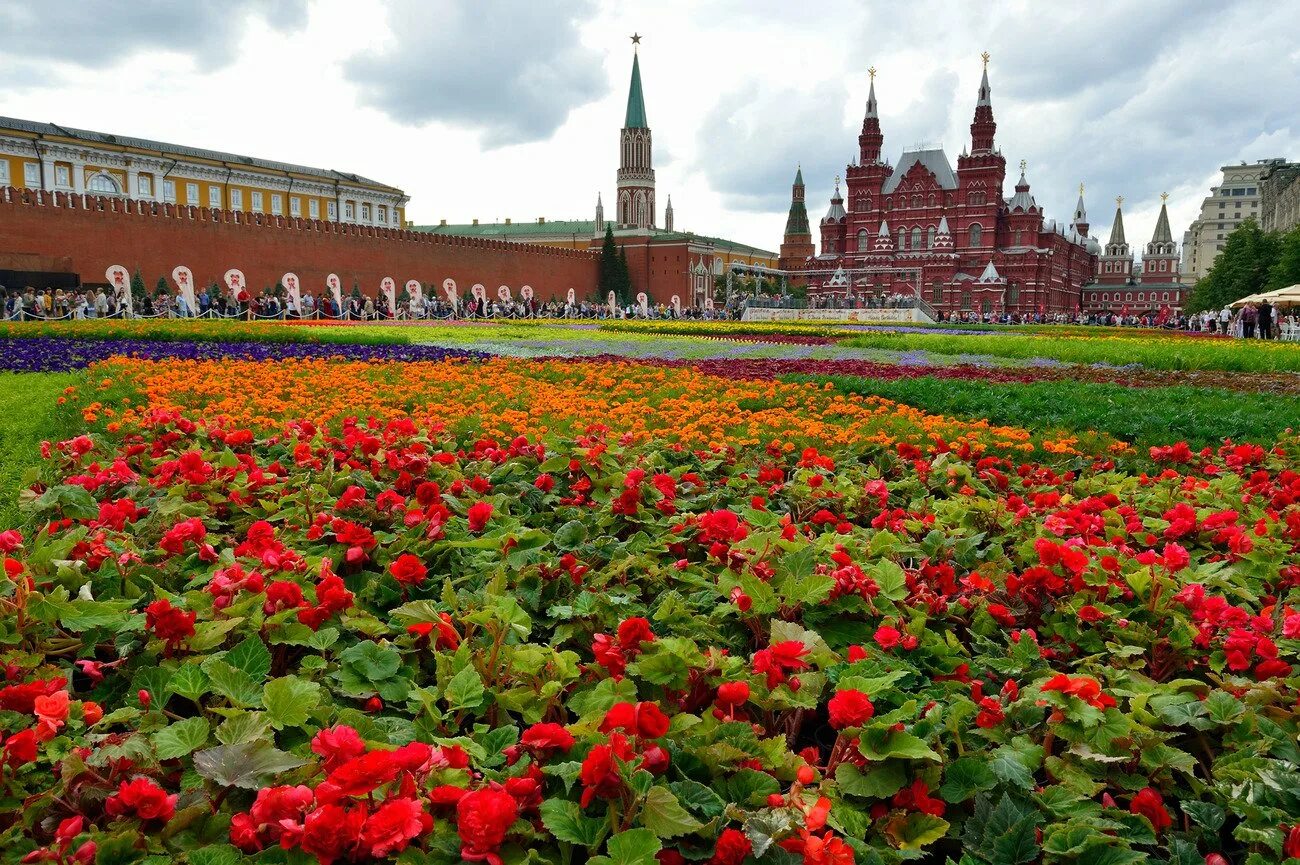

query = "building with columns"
[0, 117, 407, 227]
[780, 59, 1098, 315]
[420, 38, 776, 306]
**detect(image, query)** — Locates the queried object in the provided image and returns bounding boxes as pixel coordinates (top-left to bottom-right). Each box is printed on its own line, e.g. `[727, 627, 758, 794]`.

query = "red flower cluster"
[592, 616, 656, 679]
[158, 517, 216, 561]
[1039, 673, 1116, 710]
[105, 777, 177, 823]
[143, 599, 196, 653]
[752, 640, 810, 691]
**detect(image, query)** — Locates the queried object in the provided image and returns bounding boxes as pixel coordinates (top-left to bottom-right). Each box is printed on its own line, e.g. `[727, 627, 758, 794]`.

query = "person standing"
[1259, 300, 1274, 340]
[1242, 303, 1257, 339]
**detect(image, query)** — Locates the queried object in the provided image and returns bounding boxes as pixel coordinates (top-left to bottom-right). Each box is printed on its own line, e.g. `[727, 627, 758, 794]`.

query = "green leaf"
[941, 757, 998, 803]
[445, 664, 486, 711]
[187, 844, 242, 865]
[224, 635, 272, 681]
[856, 725, 941, 762]
[871, 560, 908, 601]
[716, 768, 780, 806]
[308, 627, 339, 651]
[836, 762, 907, 799]
[668, 780, 726, 819]
[215, 712, 271, 746]
[203, 659, 263, 708]
[263, 676, 322, 730]
[554, 520, 589, 551]
[152, 716, 209, 760]
[1204, 690, 1244, 724]
[540, 798, 607, 848]
[341, 641, 402, 682]
[1181, 800, 1225, 833]
[167, 665, 210, 702]
[640, 786, 704, 838]
[590, 829, 661, 865]
[989, 742, 1042, 790]
[193, 741, 307, 789]
[888, 812, 950, 850]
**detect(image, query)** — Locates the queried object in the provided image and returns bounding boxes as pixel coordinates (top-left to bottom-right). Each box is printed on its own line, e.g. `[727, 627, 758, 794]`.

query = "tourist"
[1259, 300, 1274, 340]
[1241, 303, 1257, 339]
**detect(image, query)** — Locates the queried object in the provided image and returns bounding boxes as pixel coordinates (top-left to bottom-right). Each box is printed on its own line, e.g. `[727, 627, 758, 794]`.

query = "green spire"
[625, 52, 648, 129]
[794, 165, 804, 185]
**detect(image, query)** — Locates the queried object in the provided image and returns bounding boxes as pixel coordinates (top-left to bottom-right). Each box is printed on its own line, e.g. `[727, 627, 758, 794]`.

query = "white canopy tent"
[1231, 284, 1300, 307]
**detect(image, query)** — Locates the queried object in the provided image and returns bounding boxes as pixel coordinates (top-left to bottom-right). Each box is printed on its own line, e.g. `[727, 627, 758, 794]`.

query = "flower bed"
[0, 338, 486, 373]
[2, 403, 1299, 864]
[0, 320, 413, 346]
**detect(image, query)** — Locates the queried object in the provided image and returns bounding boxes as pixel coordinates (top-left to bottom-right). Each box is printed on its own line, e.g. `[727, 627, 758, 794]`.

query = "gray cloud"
[345, 0, 607, 148]
[0, 0, 308, 69]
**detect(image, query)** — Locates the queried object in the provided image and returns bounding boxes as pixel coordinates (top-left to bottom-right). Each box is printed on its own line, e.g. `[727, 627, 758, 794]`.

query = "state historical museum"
[780, 58, 1100, 315]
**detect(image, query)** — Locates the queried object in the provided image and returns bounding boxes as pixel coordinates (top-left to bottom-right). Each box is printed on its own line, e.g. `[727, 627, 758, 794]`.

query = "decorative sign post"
[172, 266, 195, 317]
[442, 278, 458, 311]
[637, 292, 649, 316]
[520, 285, 534, 307]
[607, 291, 616, 315]
[566, 288, 576, 305]
[406, 279, 423, 312]
[497, 285, 512, 303]
[670, 294, 681, 316]
[106, 265, 132, 317]
[471, 284, 486, 313]
[381, 277, 396, 316]
[282, 272, 301, 315]
[327, 273, 343, 317]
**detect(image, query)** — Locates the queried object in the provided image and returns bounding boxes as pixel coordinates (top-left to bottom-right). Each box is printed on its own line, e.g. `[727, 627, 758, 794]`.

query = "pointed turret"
[625, 52, 648, 129]
[664, 194, 674, 232]
[874, 218, 894, 252]
[1151, 197, 1173, 245]
[859, 67, 884, 165]
[933, 216, 954, 251]
[978, 260, 1003, 283]
[1107, 198, 1127, 249]
[1096, 196, 1134, 285]
[1141, 193, 1182, 283]
[783, 166, 810, 237]
[1071, 183, 1089, 236]
[970, 52, 997, 153]
[594, 192, 605, 235]
[1007, 162, 1038, 213]
[822, 178, 846, 223]
[779, 165, 816, 277]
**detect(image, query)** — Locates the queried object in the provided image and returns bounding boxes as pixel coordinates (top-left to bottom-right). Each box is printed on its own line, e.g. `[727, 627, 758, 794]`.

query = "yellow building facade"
[0, 117, 407, 227]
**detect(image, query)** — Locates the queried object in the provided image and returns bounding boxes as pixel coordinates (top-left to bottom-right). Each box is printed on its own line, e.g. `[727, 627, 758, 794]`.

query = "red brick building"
[782, 60, 1099, 315]
[1080, 195, 1188, 314]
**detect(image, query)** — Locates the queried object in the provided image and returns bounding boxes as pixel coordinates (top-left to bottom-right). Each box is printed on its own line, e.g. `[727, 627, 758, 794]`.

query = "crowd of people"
[3, 282, 1296, 338]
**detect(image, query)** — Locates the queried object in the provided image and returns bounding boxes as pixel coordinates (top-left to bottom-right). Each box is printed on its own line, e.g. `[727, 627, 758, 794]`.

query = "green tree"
[154, 276, 169, 298]
[1266, 224, 1300, 290]
[1185, 219, 1281, 312]
[598, 226, 633, 306]
[616, 246, 632, 306]
[130, 268, 147, 302]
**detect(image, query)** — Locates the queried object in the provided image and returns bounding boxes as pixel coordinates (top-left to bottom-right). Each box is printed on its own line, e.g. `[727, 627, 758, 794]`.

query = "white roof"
[881, 148, 958, 193]
[978, 260, 1002, 282]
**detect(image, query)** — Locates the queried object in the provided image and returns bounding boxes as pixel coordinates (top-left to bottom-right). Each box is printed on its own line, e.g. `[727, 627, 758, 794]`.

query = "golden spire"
[980, 51, 991, 69]
[1116, 195, 1124, 207]
[1079, 182, 1085, 197]
[1160, 191, 1169, 203]
[1019, 159, 1027, 173]
[868, 66, 876, 81]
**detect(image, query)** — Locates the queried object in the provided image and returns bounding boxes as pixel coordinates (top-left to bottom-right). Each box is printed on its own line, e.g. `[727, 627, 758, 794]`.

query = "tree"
[154, 276, 169, 298]
[1184, 219, 1281, 313]
[1266, 224, 1300, 291]
[130, 269, 146, 302]
[616, 246, 632, 305]
[598, 226, 632, 306]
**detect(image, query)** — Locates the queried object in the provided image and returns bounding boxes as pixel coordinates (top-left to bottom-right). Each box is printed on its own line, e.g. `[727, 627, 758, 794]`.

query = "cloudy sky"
[2, 0, 1298, 254]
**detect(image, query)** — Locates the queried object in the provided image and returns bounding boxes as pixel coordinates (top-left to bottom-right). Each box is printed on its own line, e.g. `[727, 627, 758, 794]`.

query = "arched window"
[1163, 292, 1170, 301]
[910, 227, 922, 249]
[926, 226, 936, 248]
[897, 228, 907, 250]
[928, 193, 936, 207]
[967, 191, 986, 206]
[911, 195, 921, 208]
[885, 198, 893, 210]
[1008, 283, 1020, 305]
[1159, 260, 1167, 272]
[982, 298, 992, 314]
[1102, 293, 1109, 302]
[1014, 229, 1022, 246]
[969, 224, 983, 246]
[1126, 292, 1133, 302]
[857, 229, 868, 252]
[1138, 292, 1145, 302]
[960, 291, 972, 310]
[930, 281, 942, 303]
[87, 173, 121, 195]
[864, 196, 872, 212]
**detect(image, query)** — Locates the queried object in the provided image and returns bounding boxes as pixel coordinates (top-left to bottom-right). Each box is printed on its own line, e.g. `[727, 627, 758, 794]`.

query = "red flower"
[617, 617, 656, 652]
[800, 831, 855, 865]
[716, 681, 750, 708]
[312, 725, 368, 773]
[1283, 825, 1300, 860]
[827, 689, 874, 729]
[105, 777, 177, 823]
[34, 690, 70, 741]
[389, 553, 428, 586]
[435, 613, 461, 650]
[752, 640, 810, 689]
[467, 502, 494, 533]
[316, 750, 402, 804]
[592, 633, 627, 678]
[601, 701, 671, 739]
[893, 779, 945, 817]
[2, 727, 37, 767]
[457, 787, 519, 865]
[302, 804, 365, 865]
[520, 722, 575, 757]
[579, 740, 629, 807]
[1129, 787, 1171, 833]
[1077, 605, 1104, 622]
[362, 797, 432, 858]
[873, 626, 901, 649]
[1039, 673, 1115, 710]
[710, 828, 752, 865]
[144, 598, 196, 652]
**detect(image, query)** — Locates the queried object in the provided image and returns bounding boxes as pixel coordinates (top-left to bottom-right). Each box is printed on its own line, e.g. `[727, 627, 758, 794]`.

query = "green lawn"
[0, 372, 80, 529]
[786, 374, 1300, 453]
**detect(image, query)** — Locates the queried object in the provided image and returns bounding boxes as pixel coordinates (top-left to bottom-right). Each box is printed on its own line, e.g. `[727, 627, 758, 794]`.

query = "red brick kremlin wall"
[0, 187, 598, 300]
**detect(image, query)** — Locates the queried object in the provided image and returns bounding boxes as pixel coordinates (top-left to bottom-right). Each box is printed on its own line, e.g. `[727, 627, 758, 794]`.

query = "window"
[377, 205, 386, 224]
[251, 191, 264, 211]
[1014, 229, 1022, 246]
[857, 229, 868, 252]
[1246, 187, 1256, 195]
[1008, 283, 1019, 305]
[344, 201, 355, 220]
[186, 182, 200, 205]
[1102, 293, 1109, 302]
[230, 189, 243, 210]
[928, 193, 936, 207]
[960, 291, 972, 310]
[209, 186, 221, 207]
[969, 224, 983, 246]
[0, 161, 7, 185]
[1138, 293, 1145, 302]
[927, 226, 936, 248]
[328, 201, 338, 221]
[309, 199, 320, 219]
[87, 173, 121, 195]
[930, 282, 942, 303]
[1159, 260, 1167, 272]
[911, 227, 922, 249]
[271, 194, 283, 215]
[162, 180, 176, 203]
[967, 191, 986, 206]
[137, 175, 152, 196]
[1126, 292, 1133, 302]
[911, 195, 921, 208]
[897, 228, 907, 250]
[290, 196, 301, 217]
[885, 198, 892, 210]
[1163, 292, 1170, 302]
[23, 162, 39, 186]
[55, 165, 71, 187]
[982, 298, 992, 314]
[361, 203, 372, 222]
